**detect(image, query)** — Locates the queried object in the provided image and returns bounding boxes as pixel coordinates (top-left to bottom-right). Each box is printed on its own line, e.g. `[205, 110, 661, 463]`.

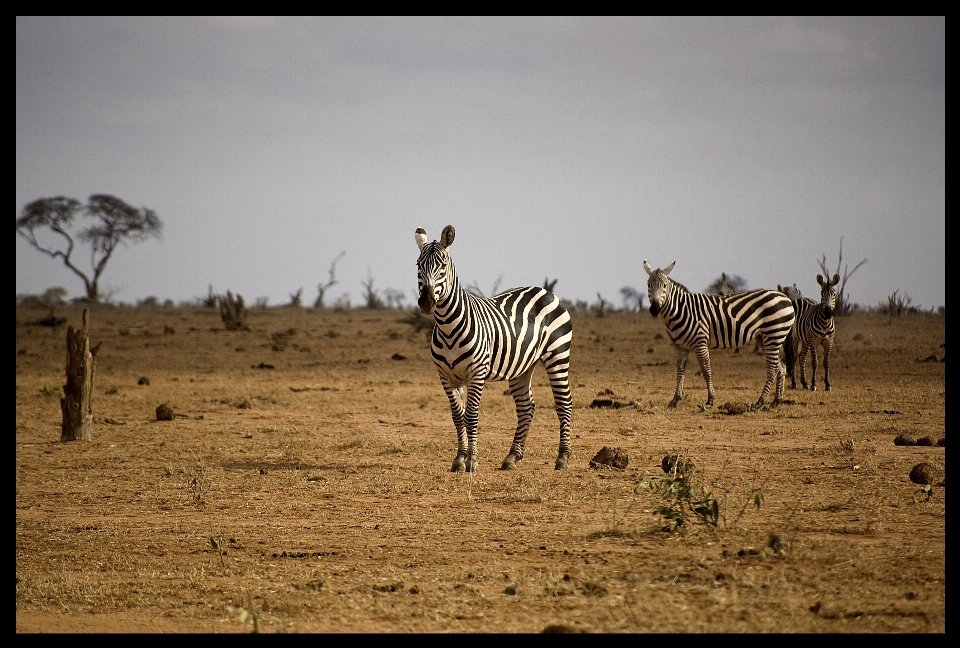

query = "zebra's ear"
[415, 228, 428, 251]
[831, 274, 840, 286]
[817, 274, 825, 286]
[440, 225, 456, 249]
[663, 261, 675, 276]
[642, 260, 654, 276]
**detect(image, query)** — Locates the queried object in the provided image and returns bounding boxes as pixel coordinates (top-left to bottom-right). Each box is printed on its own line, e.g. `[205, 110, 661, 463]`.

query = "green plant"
[639, 455, 767, 532]
[39, 384, 60, 398]
[637, 456, 719, 531]
[915, 484, 933, 503]
[233, 590, 260, 633]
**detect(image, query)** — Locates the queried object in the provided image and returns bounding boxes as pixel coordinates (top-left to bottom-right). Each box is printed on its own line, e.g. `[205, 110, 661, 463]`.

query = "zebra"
[777, 283, 803, 367]
[415, 225, 573, 473]
[784, 274, 838, 391]
[643, 260, 796, 408]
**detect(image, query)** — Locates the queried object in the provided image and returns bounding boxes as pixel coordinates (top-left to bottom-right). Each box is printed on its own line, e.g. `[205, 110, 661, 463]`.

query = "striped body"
[785, 274, 838, 391]
[644, 260, 795, 408]
[416, 226, 573, 473]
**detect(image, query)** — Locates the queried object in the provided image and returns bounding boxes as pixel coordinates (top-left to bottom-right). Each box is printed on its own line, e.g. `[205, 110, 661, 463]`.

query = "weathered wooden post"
[61, 308, 100, 442]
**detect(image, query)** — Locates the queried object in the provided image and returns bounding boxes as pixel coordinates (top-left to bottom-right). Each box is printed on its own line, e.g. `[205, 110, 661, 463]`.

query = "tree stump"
[61, 308, 100, 442]
[219, 290, 248, 330]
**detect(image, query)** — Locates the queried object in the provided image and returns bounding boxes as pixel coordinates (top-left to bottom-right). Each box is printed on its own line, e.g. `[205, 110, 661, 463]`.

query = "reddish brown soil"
[16, 305, 944, 633]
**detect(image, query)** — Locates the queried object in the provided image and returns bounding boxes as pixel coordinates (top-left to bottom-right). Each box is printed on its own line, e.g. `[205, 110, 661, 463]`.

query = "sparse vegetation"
[879, 289, 922, 316]
[637, 455, 721, 530]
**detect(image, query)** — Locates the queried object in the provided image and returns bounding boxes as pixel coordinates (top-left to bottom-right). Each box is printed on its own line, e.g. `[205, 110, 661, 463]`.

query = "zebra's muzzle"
[418, 287, 436, 314]
[649, 303, 661, 317]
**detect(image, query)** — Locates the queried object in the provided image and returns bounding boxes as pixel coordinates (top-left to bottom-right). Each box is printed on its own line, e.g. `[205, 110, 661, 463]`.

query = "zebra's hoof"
[825, 386, 832, 392]
[668, 400, 680, 408]
[555, 452, 570, 470]
[451, 456, 467, 473]
[500, 454, 520, 470]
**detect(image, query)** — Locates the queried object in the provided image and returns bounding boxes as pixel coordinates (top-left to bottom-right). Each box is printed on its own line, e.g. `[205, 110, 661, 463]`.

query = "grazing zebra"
[643, 260, 796, 408]
[415, 225, 573, 473]
[784, 274, 838, 391]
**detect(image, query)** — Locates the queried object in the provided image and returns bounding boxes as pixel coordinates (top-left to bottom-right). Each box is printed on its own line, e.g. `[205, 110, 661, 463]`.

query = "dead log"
[60, 308, 101, 442]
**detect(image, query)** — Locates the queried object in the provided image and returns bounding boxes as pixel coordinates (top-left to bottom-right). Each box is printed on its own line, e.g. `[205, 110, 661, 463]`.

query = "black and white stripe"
[644, 260, 796, 408]
[416, 226, 573, 473]
[785, 274, 838, 391]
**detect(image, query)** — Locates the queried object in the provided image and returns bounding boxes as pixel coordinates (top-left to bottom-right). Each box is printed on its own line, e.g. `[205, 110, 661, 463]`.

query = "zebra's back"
[482, 287, 571, 381]
[666, 289, 795, 351]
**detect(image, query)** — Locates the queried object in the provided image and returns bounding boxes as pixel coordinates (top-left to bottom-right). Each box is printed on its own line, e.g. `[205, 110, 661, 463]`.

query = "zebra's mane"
[670, 279, 691, 293]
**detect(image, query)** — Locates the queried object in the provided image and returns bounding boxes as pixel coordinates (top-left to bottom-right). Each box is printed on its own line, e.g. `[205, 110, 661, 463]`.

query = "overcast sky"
[16, 16, 944, 311]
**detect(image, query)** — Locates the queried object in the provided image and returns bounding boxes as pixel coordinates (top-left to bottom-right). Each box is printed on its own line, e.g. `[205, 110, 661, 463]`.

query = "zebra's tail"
[784, 325, 797, 374]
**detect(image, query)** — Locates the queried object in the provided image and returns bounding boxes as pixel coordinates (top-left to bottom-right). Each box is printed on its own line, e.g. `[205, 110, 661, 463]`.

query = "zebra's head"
[415, 225, 456, 315]
[643, 259, 676, 317]
[778, 283, 803, 304]
[817, 273, 840, 317]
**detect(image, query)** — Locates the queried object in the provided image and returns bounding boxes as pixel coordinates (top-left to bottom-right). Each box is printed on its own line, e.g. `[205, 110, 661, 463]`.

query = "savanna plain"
[16, 303, 944, 633]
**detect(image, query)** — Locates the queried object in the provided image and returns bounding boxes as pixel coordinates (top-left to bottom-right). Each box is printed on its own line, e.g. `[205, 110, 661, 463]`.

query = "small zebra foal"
[785, 274, 838, 391]
[416, 225, 574, 473]
[644, 260, 796, 408]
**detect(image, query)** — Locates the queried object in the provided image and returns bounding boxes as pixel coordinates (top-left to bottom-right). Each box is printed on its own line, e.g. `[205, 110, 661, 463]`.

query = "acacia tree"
[17, 194, 162, 301]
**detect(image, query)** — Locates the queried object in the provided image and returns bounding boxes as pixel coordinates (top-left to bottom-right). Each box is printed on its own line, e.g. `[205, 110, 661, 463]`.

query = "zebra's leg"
[502, 367, 536, 471]
[670, 346, 689, 407]
[822, 337, 833, 391]
[462, 378, 486, 473]
[692, 342, 715, 407]
[775, 356, 786, 405]
[442, 382, 469, 472]
[545, 358, 573, 470]
[756, 342, 782, 407]
[798, 344, 810, 390]
[809, 345, 820, 391]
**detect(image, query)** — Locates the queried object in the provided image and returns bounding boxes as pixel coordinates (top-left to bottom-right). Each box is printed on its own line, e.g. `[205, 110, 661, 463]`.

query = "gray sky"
[16, 16, 945, 310]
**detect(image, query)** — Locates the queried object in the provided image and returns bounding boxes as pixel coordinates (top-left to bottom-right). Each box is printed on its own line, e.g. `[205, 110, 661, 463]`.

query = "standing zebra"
[415, 225, 573, 473]
[785, 274, 838, 391]
[643, 260, 796, 408]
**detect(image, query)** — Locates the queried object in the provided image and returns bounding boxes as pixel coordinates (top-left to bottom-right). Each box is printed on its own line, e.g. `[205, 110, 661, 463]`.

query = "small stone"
[909, 463, 939, 485]
[589, 446, 629, 470]
[155, 403, 174, 421]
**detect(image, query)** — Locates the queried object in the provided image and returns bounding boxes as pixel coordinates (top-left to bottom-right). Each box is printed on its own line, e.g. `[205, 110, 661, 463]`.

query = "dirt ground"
[16, 303, 945, 633]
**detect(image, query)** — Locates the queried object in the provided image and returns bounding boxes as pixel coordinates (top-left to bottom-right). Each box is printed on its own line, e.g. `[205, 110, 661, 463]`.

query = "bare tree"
[620, 286, 645, 312]
[314, 250, 346, 308]
[288, 288, 303, 307]
[466, 274, 504, 299]
[708, 272, 748, 296]
[361, 268, 385, 309]
[818, 237, 867, 316]
[383, 288, 406, 309]
[592, 293, 612, 317]
[218, 290, 248, 330]
[17, 195, 162, 302]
